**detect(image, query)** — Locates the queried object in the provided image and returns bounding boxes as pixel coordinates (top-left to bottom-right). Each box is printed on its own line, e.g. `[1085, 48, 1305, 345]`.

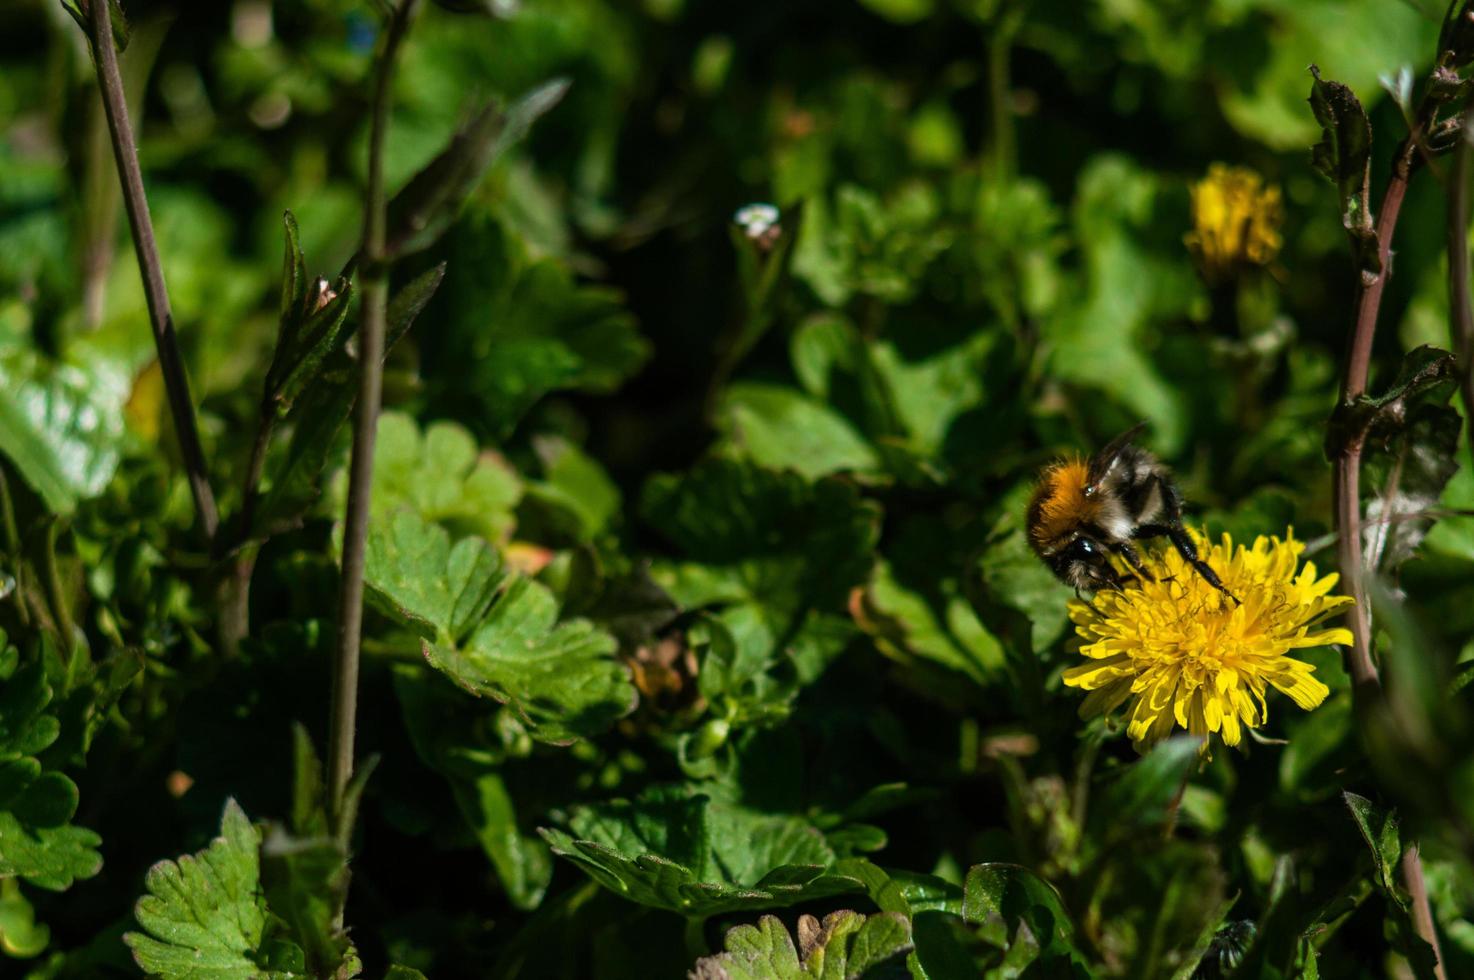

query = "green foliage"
[541, 786, 866, 918]
[690, 910, 913, 980]
[2, 0, 1472, 975]
[0, 651, 101, 893]
[123, 800, 269, 979]
[366, 508, 635, 742]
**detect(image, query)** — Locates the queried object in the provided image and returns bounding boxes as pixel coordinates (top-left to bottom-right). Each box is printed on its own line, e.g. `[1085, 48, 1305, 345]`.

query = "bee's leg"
[1139, 521, 1239, 604]
[1114, 541, 1155, 584]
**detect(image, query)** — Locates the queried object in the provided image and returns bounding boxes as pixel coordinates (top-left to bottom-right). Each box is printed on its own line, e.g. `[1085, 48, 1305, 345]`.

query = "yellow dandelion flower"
[1184, 164, 1283, 283]
[1063, 530, 1350, 754]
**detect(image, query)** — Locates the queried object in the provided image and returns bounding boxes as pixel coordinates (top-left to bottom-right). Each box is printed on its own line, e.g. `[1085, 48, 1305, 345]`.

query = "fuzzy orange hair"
[1027, 457, 1099, 554]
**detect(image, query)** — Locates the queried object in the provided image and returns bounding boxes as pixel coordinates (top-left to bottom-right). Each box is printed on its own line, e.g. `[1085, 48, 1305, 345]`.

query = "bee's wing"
[1085, 422, 1148, 487]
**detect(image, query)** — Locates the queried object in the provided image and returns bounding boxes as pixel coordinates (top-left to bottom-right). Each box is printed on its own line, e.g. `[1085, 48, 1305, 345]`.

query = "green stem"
[328, 0, 422, 835]
[0, 469, 29, 628]
[42, 520, 74, 652]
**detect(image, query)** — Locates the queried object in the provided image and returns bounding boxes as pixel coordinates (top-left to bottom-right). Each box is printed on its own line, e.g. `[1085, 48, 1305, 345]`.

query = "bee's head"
[1048, 536, 1120, 593]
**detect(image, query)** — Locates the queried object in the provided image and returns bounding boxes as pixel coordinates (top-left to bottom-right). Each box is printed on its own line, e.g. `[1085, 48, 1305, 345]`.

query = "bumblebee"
[1026, 424, 1235, 600]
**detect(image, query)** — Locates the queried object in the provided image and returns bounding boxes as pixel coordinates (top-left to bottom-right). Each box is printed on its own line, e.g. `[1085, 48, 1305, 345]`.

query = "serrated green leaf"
[366, 508, 634, 742]
[349, 411, 521, 544]
[0, 659, 100, 892]
[423, 575, 635, 743]
[691, 909, 914, 980]
[365, 509, 505, 642]
[124, 799, 267, 979]
[541, 788, 863, 918]
[962, 863, 1087, 968]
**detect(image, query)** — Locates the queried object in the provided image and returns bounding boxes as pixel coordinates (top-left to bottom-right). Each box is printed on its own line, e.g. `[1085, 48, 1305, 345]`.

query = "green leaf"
[715, 383, 879, 480]
[124, 799, 268, 979]
[59, 0, 131, 52]
[0, 658, 101, 892]
[641, 459, 880, 632]
[858, 559, 1002, 690]
[691, 910, 914, 980]
[961, 863, 1083, 965]
[1342, 792, 1405, 911]
[264, 277, 355, 415]
[855, 0, 933, 23]
[366, 509, 635, 742]
[523, 435, 621, 541]
[352, 411, 522, 543]
[0, 879, 49, 958]
[424, 213, 649, 439]
[260, 830, 357, 979]
[385, 79, 570, 258]
[393, 666, 553, 911]
[1307, 67, 1377, 278]
[385, 968, 430, 980]
[0, 358, 124, 515]
[257, 265, 445, 531]
[541, 788, 864, 918]
[365, 509, 505, 642]
[1091, 736, 1199, 840]
[278, 210, 308, 324]
[1047, 157, 1190, 453]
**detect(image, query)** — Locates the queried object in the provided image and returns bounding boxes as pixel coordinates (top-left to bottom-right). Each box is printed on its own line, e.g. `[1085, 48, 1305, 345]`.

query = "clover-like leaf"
[366, 508, 634, 742]
[124, 799, 268, 979]
[690, 910, 914, 980]
[0, 657, 101, 892]
[350, 411, 522, 543]
[540, 788, 863, 918]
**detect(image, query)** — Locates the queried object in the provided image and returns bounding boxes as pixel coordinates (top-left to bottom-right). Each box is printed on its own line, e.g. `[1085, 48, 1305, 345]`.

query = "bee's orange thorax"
[1027, 458, 1098, 553]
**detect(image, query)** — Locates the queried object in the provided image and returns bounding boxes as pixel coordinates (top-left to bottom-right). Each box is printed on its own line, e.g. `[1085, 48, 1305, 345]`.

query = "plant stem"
[1448, 110, 1474, 465]
[1332, 141, 1447, 979]
[1334, 142, 1414, 694]
[42, 519, 74, 652]
[0, 469, 29, 629]
[86, 0, 218, 542]
[328, 0, 421, 828]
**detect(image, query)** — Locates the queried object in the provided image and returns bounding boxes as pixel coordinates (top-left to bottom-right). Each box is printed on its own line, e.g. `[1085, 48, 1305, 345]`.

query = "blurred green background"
[2, 0, 1474, 977]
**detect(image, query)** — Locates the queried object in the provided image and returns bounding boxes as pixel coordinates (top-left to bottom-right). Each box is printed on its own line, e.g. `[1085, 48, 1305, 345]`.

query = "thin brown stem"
[328, 0, 422, 828]
[1401, 844, 1445, 976]
[1334, 143, 1414, 695]
[1449, 110, 1474, 466]
[1333, 141, 1447, 979]
[85, 0, 218, 541]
